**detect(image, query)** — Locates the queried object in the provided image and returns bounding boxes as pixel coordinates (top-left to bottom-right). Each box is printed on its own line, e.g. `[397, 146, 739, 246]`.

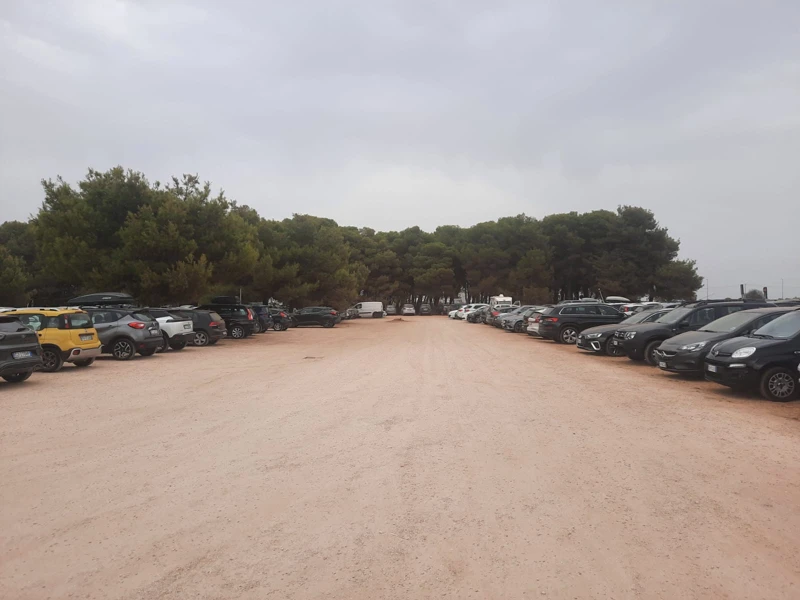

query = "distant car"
[144, 308, 194, 352]
[537, 303, 626, 344]
[502, 306, 546, 333]
[657, 307, 794, 376]
[386, 304, 397, 316]
[0, 315, 43, 383]
[419, 304, 432, 315]
[349, 301, 385, 318]
[704, 309, 800, 401]
[401, 304, 416, 316]
[269, 308, 294, 330]
[167, 308, 226, 346]
[615, 300, 774, 365]
[197, 303, 256, 339]
[8, 308, 104, 369]
[83, 308, 163, 360]
[578, 308, 670, 355]
[294, 306, 339, 327]
[467, 306, 490, 323]
[458, 303, 488, 320]
[486, 306, 520, 327]
[247, 305, 272, 333]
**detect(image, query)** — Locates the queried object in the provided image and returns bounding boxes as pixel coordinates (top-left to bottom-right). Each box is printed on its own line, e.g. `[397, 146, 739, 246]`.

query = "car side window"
[689, 307, 716, 326]
[355, 304, 362, 309]
[560, 307, 575, 315]
[722, 306, 744, 316]
[19, 314, 43, 330]
[598, 306, 619, 316]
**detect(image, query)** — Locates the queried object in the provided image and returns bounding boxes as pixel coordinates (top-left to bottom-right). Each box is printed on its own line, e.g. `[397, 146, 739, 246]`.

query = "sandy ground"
[1, 317, 799, 599]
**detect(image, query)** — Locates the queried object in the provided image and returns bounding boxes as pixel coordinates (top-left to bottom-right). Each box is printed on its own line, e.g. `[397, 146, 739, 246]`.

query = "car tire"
[111, 338, 136, 361]
[193, 330, 210, 346]
[514, 321, 524, 333]
[229, 325, 246, 339]
[157, 333, 170, 353]
[372, 312, 383, 319]
[252, 320, 262, 334]
[322, 320, 335, 328]
[41, 347, 64, 373]
[274, 322, 286, 332]
[169, 341, 187, 351]
[138, 348, 156, 357]
[2, 371, 33, 383]
[760, 367, 798, 402]
[558, 326, 578, 345]
[644, 341, 662, 366]
[74, 358, 95, 367]
[605, 339, 624, 357]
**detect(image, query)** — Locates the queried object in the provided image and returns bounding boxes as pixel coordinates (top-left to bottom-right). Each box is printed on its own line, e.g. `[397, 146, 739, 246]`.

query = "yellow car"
[7, 308, 102, 372]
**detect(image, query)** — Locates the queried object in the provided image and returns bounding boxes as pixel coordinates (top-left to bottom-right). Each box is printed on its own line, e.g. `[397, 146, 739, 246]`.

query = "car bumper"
[171, 332, 194, 344]
[576, 336, 604, 352]
[65, 345, 103, 362]
[526, 323, 541, 337]
[538, 324, 558, 339]
[703, 360, 759, 389]
[0, 349, 43, 375]
[134, 338, 163, 352]
[617, 338, 645, 359]
[655, 350, 703, 373]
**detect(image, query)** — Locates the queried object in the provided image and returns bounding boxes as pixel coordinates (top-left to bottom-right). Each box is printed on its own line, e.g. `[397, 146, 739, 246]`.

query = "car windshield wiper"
[750, 333, 775, 339]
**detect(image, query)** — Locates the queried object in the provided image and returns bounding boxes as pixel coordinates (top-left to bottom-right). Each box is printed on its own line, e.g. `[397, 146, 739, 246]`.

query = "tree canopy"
[0, 167, 703, 308]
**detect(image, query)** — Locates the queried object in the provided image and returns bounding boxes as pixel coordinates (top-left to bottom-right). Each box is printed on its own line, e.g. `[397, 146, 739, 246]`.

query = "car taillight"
[128, 322, 146, 329]
[247, 309, 254, 320]
[492, 311, 499, 316]
[279, 312, 286, 318]
[544, 317, 559, 323]
[209, 321, 218, 327]
[330, 311, 337, 315]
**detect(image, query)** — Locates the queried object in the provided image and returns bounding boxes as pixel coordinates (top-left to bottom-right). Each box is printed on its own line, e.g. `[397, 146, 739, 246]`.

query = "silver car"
[85, 308, 163, 360]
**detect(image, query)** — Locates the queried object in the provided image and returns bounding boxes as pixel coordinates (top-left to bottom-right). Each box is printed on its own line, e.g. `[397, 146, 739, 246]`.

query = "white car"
[348, 301, 385, 318]
[457, 303, 488, 320]
[401, 304, 416, 316]
[147, 308, 194, 352]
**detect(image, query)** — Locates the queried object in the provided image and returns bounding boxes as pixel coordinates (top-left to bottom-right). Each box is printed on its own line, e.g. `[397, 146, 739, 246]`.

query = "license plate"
[707, 364, 718, 373]
[12, 351, 33, 359]
[658, 361, 667, 369]
[80, 334, 93, 341]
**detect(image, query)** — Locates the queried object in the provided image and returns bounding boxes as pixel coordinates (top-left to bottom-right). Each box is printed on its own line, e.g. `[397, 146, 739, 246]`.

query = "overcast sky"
[1, 0, 799, 298]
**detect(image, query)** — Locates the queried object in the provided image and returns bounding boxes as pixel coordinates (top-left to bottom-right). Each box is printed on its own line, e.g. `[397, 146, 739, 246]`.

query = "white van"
[350, 301, 385, 318]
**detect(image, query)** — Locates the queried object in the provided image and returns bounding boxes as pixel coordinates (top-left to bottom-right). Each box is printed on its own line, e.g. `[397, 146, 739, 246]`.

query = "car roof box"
[66, 292, 136, 306]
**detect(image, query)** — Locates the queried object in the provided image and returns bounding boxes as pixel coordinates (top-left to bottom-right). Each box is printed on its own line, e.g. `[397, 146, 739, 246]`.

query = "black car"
[247, 305, 271, 334]
[655, 307, 793, 375]
[704, 309, 800, 402]
[269, 308, 294, 331]
[536, 303, 625, 344]
[294, 307, 339, 328]
[615, 300, 773, 366]
[0, 315, 43, 383]
[577, 308, 671, 355]
[419, 304, 433, 315]
[166, 308, 227, 346]
[466, 306, 489, 323]
[197, 303, 255, 339]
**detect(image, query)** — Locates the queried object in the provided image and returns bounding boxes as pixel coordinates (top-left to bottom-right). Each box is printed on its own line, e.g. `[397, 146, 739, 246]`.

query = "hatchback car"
[401, 304, 416, 316]
[167, 308, 226, 346]
[0, 315, 43, 383]
[197, 303, 255, 339]
[386, 304, 397, 316]
[419, 304, 433, 315]
[84, 308, 163, 360]
[704, 309, 800, 401]
[578, 308, 670, 356]
[8, 308, 103, 371]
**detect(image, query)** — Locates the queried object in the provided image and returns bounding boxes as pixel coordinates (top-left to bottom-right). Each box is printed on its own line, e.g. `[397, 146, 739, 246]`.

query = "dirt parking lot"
[2, 317, 799, 599]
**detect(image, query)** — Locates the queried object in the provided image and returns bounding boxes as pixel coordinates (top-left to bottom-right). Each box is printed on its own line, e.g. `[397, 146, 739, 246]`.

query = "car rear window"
[0, 317, 27, 332]
[131, 312, 155, 322]
[210, 312, 223, 322]
[68, 313, 93, 328]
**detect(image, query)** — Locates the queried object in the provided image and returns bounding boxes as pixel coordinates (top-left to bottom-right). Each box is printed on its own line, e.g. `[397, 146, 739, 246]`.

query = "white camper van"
[489, 295, 514, 307]
[349, 301, 385, 318]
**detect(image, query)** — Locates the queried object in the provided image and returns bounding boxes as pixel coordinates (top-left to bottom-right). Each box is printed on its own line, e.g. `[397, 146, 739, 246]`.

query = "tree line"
[0, 167, 702, 308]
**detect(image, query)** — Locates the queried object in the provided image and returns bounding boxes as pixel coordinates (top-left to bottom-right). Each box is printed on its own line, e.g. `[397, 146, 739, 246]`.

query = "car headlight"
[585, 333, 602, 339]
[678, 341, 707, 352]
[731, 347, 756, 359]
[624, 331, 636, 339]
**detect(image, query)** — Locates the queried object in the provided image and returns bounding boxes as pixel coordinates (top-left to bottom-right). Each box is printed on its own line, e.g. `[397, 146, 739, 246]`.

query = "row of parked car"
[452, 298, 800, 402]
[0, 293, 345, 385]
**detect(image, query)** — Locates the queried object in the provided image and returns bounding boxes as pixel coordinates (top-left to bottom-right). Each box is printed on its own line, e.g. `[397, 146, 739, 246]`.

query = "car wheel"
[644, 341, 662, 366]
[111, 338, 136, 360]
[169, 341, 187, 350]
[559, 326, 578, 345]
[138, 348, 156, 357]
[230, 325, 245, 339]
[605, 339, 624, 357]
[193, 330, 209, 346]
[760, 367, 798, 402]
[322, 320, 335, 328]
[274, 322, 286, 332]
[74, 358, 95, 367]
[252, 320, 262, 334]
[514, 321, 524, 333]
[2, 371, 32, 383]
[41, 347, 64, 372]
[157, 332, 170, 353]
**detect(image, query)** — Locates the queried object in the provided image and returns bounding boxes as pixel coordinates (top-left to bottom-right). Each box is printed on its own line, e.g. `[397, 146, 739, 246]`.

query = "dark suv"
[577, 308, 671, 355]
[536, 303, 625, 344]
[704, 309, 800, 401]
[655, 307, 793, 375]
[294, 307, 339, 328]
[197, 303, 255, 339]
[615, 300, 773, 365]
[0, 315, 43, 383]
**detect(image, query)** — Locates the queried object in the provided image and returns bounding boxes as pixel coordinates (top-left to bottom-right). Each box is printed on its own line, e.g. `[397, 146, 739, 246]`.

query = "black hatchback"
[704, 309, 800, 402]
[167, 308, 226, 346]
[197, 303, 255, 339]
[655, 307, 793, 375]
[0, 316, 43, 383]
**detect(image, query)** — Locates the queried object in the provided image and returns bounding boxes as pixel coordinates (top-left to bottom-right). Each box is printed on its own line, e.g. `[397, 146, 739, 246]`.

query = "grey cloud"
[1, 0, 799, 297]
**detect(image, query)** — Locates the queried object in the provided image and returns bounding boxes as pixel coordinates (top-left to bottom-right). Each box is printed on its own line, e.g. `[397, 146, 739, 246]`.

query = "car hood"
[580, 323, 623, 335]
[616, 322, 672, 335]
[709, 335, 788, 355]
[660, 330, 731, 351]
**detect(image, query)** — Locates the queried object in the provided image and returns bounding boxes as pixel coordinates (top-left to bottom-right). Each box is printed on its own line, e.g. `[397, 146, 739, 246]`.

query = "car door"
[89, 310, 117, 345]
[296, 308, 314, 325]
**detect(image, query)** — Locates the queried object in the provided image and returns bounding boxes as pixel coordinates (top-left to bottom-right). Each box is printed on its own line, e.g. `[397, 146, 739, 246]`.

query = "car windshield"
[627, 310, 664, 325]
[210, 312, 223, 321]
[700, 311, 759, 333]
[656, 307, 693, 324]
[752, 311, 800, 339]
[403, 304, 414, 308]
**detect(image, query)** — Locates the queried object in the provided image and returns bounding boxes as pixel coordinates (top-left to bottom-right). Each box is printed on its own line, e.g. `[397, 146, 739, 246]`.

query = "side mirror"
[677, 320, 691, 329]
